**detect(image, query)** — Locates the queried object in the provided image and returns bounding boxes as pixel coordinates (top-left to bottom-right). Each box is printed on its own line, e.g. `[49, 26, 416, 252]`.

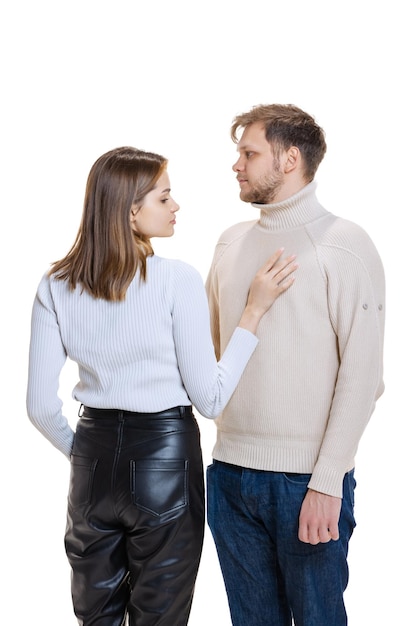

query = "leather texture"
[65, 407, 205, 625]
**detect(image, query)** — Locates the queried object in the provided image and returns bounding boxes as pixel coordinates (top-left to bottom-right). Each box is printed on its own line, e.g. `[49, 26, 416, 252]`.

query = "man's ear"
[283, 146, 300, 173]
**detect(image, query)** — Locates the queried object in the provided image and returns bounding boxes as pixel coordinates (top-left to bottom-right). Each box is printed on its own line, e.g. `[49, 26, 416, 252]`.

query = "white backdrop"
[1, 1, 415, 624]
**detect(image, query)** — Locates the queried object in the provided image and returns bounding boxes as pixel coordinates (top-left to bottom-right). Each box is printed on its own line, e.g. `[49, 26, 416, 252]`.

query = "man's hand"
[298, 488, 342, 545]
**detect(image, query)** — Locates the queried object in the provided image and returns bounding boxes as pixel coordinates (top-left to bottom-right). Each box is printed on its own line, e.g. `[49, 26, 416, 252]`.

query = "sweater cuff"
[232, 326, 259, 346]
[307, 458, 350, 498]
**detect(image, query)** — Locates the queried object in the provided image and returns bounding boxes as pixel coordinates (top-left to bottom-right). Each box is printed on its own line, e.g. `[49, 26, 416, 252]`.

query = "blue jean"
[207, 461, 356, 626]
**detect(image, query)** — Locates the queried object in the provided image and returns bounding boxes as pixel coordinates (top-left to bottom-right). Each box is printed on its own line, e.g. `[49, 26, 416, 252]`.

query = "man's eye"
[246, 152, 254, 158]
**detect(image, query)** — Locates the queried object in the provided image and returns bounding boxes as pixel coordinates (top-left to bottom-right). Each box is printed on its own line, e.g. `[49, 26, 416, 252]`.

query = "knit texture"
[206, 182, 385, 497]
[27, 255, 258, 458]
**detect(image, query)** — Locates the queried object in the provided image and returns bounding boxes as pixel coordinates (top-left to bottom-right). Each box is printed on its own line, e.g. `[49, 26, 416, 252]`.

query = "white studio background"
[1, 1, 415, 624]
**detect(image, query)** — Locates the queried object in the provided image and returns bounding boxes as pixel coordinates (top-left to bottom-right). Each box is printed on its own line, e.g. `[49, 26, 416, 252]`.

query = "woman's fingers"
[273, 255, 298, 281]
[276, 274, 296, 295]
[260, 250, 297, 277]
[250, 249, 298, 306]
[260, 248, 285, 272]
[259, 249, 298, 285]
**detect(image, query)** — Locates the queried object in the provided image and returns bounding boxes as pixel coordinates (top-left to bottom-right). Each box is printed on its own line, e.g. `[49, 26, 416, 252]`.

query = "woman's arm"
[172, 250, 297, 418]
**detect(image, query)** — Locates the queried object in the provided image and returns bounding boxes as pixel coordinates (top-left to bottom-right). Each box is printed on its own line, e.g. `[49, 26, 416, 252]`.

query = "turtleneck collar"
[252, 181, 328, 231]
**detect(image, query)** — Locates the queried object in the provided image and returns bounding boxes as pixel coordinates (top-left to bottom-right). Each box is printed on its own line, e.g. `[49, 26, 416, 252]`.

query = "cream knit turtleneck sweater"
[206, 181, 385, 498]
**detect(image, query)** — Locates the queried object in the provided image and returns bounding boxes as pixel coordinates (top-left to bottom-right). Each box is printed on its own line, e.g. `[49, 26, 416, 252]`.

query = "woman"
[26, 146, 297, 625]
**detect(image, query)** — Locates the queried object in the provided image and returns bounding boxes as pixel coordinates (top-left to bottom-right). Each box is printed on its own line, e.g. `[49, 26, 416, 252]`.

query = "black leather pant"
[65, 406, 205, 626]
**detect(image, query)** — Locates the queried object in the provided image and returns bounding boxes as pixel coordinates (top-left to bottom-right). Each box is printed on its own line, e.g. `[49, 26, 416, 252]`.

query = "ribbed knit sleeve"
[26, 277, 74, 457]
[307, 223, 385, 496]
[169, 261, 259, 416]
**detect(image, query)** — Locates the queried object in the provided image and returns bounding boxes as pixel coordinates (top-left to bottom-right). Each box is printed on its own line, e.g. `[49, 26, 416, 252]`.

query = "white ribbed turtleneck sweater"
[206, 181, 385, 497]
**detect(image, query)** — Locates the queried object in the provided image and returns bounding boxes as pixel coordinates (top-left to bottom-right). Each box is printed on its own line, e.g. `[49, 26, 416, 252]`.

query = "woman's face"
[130, 170, 179, 238]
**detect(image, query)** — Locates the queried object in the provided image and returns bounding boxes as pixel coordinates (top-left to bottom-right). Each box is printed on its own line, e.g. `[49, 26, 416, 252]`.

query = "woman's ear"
[130, 204, 140, 222]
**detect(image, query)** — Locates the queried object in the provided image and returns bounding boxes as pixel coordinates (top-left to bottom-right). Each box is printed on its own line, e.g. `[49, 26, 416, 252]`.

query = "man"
[205, 104, 385, 626]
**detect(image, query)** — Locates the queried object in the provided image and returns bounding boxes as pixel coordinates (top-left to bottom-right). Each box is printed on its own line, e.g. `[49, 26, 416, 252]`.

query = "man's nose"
[232, 156, 244, 172]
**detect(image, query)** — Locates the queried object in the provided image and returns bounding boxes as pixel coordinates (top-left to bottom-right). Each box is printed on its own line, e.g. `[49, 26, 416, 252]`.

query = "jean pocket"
[282, 472, 311, 486]
[68, 454, 98, 508]
[130, 458, 189, 517]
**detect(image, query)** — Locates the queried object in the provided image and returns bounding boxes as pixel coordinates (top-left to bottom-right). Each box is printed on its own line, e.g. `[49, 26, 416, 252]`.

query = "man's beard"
[240, 167, 284, 204]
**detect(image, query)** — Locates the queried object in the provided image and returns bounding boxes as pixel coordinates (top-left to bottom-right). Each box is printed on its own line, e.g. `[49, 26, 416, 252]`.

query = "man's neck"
[270, 179, 308, 205]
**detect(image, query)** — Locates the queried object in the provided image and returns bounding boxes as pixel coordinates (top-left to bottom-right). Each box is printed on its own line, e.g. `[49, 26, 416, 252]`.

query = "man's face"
[233, 122, 284, 204]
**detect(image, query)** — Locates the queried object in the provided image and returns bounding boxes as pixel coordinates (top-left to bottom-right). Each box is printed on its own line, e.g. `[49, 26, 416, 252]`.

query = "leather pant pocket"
[130, 458, 189, 516]
[68, 454, 98, 508]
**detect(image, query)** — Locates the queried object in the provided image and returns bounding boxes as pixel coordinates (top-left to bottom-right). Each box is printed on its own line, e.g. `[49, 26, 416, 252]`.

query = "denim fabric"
[207, 461, 356, 626]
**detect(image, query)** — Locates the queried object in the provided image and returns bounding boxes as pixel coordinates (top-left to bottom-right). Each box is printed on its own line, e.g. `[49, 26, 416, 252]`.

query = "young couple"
[27, 104, 385, 626]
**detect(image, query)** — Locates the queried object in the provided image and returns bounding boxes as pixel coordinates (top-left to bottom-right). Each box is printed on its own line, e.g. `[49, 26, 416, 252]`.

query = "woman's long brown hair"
[49, 147, 167, 301]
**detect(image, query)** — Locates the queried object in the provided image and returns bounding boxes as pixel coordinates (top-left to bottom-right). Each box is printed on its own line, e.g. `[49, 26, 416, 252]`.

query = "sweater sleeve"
[171, 262, 259, 418]
[26, 275, 75, 459]
[308, 239, 385, 497]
